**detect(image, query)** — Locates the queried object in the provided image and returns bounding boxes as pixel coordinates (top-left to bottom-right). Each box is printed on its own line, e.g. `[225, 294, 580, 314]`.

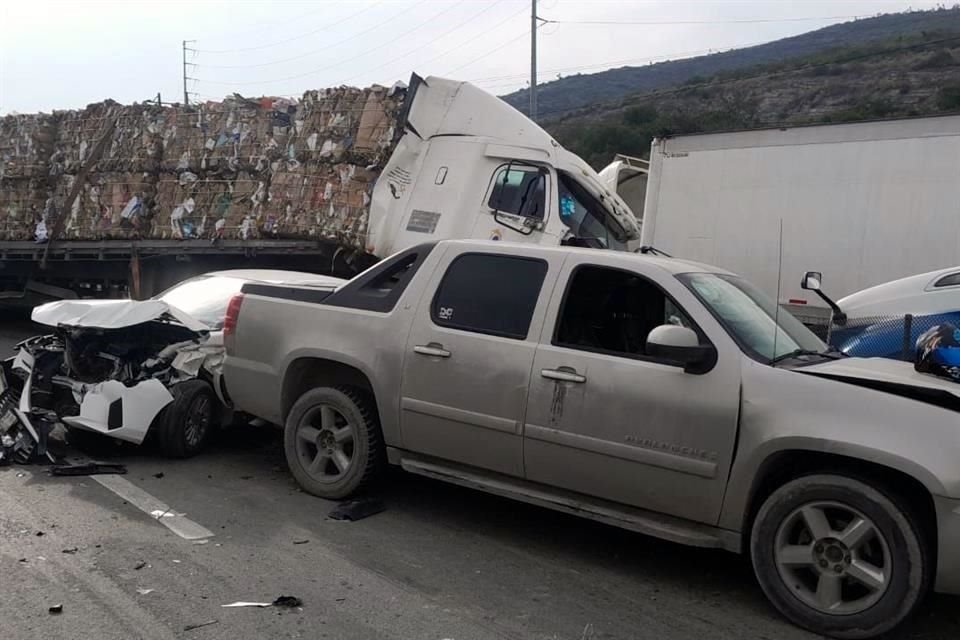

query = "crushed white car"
[0, 270, 343, 460]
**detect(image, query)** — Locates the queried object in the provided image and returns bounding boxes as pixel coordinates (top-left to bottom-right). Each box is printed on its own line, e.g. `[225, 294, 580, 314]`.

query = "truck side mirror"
[646, 325, 716, 374]
[801, 271, 822, 291]
[801, 270, 847, 326]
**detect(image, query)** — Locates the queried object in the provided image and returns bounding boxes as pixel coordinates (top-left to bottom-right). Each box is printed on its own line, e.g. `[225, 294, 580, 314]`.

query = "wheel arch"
[739, 448, 938, 558]
[281, 356, 380, 426]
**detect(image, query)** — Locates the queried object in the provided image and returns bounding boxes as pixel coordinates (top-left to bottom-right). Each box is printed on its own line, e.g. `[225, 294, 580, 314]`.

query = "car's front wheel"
[750, 474, 930, 639]
[155, 380, 217, 458]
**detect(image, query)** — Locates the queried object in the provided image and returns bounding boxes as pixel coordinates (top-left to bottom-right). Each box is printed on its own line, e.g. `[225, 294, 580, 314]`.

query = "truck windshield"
[558, 172, 627, 251]
[679, 273, 825, 363]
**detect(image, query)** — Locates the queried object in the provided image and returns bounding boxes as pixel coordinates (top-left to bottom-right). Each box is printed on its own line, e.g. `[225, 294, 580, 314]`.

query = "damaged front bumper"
[3, 325, 225, 454]
[0, 349, 57, 464]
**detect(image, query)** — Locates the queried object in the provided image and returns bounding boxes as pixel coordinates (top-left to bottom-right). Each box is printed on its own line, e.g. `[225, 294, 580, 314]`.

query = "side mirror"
[646, 325, 716, 374]
[801, 271, 822, 291]
[800, 270, 847, 326]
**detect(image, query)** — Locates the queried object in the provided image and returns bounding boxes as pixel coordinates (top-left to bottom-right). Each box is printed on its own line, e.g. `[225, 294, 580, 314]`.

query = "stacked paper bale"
[0, 83, 406, 249]
[0, 113, 58, 240]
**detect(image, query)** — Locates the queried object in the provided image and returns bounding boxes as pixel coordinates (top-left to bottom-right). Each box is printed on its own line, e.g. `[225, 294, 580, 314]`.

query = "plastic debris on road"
[327, 497, 386, 522]
[222, 595, 303, 608]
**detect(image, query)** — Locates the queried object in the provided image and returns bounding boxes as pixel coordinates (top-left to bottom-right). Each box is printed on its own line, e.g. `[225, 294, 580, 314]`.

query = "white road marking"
[91, 474, 214, 540]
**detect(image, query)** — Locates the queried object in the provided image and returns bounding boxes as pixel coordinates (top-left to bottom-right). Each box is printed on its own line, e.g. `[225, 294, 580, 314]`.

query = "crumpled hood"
[799, 357, 960, 401]
[32, 299, 209, 333]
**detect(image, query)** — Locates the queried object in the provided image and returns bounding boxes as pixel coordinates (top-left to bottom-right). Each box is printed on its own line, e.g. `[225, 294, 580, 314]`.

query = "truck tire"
[284, 386, 383, 500]
[750, 474, 930, 639]
[154, 380, 217, 459]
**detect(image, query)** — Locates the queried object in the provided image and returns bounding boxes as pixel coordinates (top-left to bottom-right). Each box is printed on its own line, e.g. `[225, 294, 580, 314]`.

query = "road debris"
[153, 472, 165, 479]
[61, 547, 78, 554]
[272, 596, 303, 608]
[134, 561, 147, 570]
[48, 604, 62, 614]
[184, 620, 219, 632]
[136, 588, 155, 595]
[222, 596, 303, 609]
[35, 531, 44, 537]
[51, 462, 127, 476]
[327, 497, 386, 522]
[292, 539, 309, 545]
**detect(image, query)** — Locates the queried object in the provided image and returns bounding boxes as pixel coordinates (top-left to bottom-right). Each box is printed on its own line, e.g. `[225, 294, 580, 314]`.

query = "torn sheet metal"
[32, 299, 210, 332]
[62, 379, 174, 445]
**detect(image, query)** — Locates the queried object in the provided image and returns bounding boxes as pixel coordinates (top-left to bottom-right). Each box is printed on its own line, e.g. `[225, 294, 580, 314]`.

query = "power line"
[470, 44, 751, 84]
[443, 23, 539, 76]
[405, 3, 529, 72]
[190, 2, 384, 54]
[540, 14, 871, 26]
[193, 0, 465, 87]
[333, 0, 509, 85]
[190, 3, 408, 69]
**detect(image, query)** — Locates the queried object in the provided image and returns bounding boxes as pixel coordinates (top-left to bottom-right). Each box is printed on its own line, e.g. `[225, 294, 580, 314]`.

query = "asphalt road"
[1, 319, 958, 640]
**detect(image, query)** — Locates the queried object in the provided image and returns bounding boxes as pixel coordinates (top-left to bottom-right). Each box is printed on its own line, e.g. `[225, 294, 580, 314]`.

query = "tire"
[154, 380, 217, 458]
[750, 474, 931, 639]
[283, 386, 383, 500]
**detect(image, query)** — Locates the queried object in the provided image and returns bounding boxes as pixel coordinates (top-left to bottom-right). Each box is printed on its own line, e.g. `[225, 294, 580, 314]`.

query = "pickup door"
[398, 246, 564, 476]
[523, 254, 742, 525]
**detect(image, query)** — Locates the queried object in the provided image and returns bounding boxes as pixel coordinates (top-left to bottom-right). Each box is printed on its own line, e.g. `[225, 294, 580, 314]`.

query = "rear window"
[157, 276, 246, 329]
[431, 253, 547, 340]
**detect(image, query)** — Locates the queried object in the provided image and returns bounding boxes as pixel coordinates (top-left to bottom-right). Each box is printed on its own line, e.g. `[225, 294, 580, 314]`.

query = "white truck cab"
[366, 76, 640, 257]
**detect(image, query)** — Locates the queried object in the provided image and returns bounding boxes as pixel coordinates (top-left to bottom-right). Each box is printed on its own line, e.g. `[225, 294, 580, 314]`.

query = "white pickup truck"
[224, 239, 960, 639]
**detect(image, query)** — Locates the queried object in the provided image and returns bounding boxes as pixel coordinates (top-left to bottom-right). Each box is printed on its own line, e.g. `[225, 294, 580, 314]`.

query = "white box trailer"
[634, 114, 960, 324]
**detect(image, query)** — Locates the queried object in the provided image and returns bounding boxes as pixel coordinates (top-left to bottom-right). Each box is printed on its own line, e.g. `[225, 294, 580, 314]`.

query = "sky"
[0, 0, 949, 114]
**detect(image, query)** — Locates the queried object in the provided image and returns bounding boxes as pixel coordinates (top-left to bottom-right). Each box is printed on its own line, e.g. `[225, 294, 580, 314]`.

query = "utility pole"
[530, 0, 538, 121]
[182, 40, 196, 106]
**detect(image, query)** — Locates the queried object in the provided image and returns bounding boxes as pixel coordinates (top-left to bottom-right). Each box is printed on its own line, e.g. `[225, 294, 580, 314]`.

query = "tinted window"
[488, 164, 546, 219]
[432, 254, 547, 339]
[934, 272, 960, 288]
[325, 244, 435, 312]
[555, 265, 696, 358]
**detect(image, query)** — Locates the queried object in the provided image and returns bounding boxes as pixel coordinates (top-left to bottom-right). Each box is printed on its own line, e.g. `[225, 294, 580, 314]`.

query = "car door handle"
[414, 344, 451, 358]
[541, 367, 586, 383]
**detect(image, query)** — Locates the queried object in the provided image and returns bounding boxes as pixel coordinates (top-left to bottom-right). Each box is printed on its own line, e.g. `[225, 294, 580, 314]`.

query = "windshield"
[156, 275, 247, 330]
[679, 273, 825, 362]
[558, 172, 627, 251]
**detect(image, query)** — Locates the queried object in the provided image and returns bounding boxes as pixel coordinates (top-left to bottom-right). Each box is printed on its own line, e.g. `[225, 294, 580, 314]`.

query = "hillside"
[539, 18, 960, 168]
[503, 7, 960, 119]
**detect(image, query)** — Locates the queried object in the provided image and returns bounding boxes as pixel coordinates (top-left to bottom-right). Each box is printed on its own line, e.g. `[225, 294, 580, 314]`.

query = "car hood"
[32, 299, 209, 333]
[799, 357, 960, 405]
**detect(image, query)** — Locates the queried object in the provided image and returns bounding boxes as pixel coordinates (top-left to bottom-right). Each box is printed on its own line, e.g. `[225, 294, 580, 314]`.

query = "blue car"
[828, 266, 960, 360]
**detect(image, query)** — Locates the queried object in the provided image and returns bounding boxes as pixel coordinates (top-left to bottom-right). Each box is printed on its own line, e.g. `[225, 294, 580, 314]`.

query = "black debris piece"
[292, 539, 309, 545]
[272, 596, 303, 608]
[134, 561, 147, 570]
[48, 604, 63, 614]
[153, 472, 164, 479]
[184, 620, 219, 632]
[61, 547, 78, 554]
[18, 558, 27, 563]
[327, 498, 386, 522]
[35, 531, 44, 537]
[240, 475, 253, 480]
[51, 462, 127, 476]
